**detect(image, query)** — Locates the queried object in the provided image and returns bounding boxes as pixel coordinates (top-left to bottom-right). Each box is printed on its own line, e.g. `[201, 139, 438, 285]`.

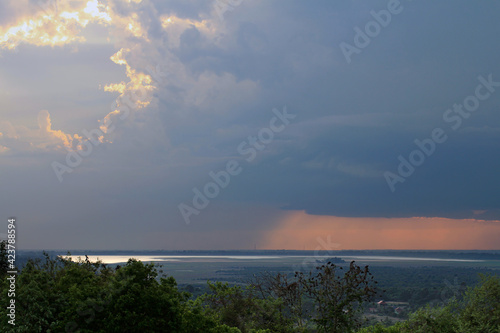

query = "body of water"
[65, 254, 485, 264]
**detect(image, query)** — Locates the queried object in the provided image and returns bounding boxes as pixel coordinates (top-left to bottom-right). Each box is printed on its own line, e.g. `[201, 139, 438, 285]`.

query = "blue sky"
[1, 0, 500, 250]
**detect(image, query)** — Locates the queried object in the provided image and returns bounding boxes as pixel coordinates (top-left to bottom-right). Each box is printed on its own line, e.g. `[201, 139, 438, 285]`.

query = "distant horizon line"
[15, 248, 500, 252]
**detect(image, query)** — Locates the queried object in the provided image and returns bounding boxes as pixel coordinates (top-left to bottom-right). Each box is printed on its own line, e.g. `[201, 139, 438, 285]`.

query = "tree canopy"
[0, 242, 499, 332]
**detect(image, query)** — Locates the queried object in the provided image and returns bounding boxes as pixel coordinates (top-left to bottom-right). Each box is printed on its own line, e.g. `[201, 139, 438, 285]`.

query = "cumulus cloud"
[2, 0, 500, 250]
[0, 110, 81, 152]
[0, 0, 261, 157]
[0, 0, 111, 49]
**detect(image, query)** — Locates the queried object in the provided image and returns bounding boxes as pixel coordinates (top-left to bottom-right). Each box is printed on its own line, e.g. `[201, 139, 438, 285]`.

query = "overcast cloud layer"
[1, 0, 500, 250]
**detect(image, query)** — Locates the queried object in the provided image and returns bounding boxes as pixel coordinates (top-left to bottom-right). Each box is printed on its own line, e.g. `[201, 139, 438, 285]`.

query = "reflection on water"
[64, 254, 485, 264]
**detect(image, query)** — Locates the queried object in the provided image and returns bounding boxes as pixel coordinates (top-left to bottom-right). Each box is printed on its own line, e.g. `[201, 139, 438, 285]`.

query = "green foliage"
[361, 274, 500, 333]
[457, 274, 500, 332]
[199, 281, 292, 333]
[297, 261, 377, 333]
[0, 255, 227, 332]
[368, 266, 475, 307]
[356, 322, 401, 333]
[9, 253, 69, 332]
[95, 259, 188, 332]
[251, 261, 378, 332]
[396, 304, 459, 333]
[0, 240, 8, 276]
[1, 249, 498, 333]
[250, 271, 307, 330]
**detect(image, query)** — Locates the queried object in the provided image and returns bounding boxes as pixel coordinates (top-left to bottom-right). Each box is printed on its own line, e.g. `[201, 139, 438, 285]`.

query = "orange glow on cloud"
[0, 0, 160, 148]
[262, 211, 500, 250]
[0, 0, 244, 153]
[160, 15, 217, 49]
[104, 47, 155, 108]
[0, 0, 111, 50]
[0, 110, 83, 153]
[37, 110, 74, 149]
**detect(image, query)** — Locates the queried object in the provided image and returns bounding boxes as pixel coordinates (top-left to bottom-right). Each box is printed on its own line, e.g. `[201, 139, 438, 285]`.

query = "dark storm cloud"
[2, 0, 500, 249]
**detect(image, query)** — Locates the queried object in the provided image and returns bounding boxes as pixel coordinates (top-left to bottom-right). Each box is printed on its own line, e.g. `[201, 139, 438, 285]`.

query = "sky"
[1, 0, 500, 250]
